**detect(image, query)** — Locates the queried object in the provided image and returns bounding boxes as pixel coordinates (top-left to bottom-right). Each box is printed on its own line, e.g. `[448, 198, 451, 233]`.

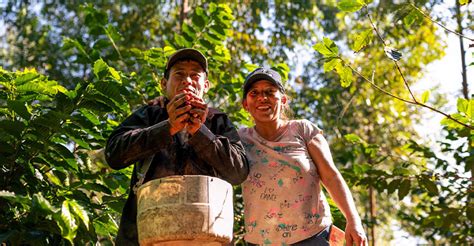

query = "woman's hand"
[345, 221, 368, 246]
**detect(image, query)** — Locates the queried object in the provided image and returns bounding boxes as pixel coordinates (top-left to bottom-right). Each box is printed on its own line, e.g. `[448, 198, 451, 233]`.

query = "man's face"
[161, 60, 209, 100]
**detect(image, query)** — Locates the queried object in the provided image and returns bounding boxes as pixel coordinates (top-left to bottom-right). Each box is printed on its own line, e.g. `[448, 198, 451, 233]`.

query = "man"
[105, 48, 249, 245]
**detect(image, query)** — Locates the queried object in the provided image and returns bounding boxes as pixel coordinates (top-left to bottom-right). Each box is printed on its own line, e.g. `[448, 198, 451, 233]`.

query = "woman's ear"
[242, 99, 248, 111]
[281, 94, 287, 104]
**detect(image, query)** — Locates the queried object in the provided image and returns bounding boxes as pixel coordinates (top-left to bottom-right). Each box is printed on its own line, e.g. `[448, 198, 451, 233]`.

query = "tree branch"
[410, 3, 474, 42]
[361, 7, 474, 130]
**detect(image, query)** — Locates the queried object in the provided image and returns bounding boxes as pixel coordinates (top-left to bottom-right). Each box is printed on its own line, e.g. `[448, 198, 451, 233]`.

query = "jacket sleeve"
[105, 106, 173, 170]
[188, 113, 249, 185]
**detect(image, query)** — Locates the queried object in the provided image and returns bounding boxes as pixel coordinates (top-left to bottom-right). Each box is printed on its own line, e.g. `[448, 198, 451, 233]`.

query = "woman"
[240, 68, 367, 246]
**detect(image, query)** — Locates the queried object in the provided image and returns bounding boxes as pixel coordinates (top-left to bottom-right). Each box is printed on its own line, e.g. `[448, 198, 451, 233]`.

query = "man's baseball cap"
[243, 67, 285, 97]
[164, 48, 208, 77]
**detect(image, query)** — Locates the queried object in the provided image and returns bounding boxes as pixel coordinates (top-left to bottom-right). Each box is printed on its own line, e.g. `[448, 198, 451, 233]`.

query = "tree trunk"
[455, 0, 469, 100]
[369, 186, 376, 246]
[179, 0, 189, 29]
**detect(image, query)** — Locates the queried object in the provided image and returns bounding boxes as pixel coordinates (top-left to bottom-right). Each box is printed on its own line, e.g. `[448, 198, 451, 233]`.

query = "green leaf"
[456, 98, 468, 113]
[108, 67, 121, 82]
[93, 219, 118, 236]
[78, 108, 101, 125]
[0, 190, 30, 207]
[14, 72, 40, 85]
[209, 25, 226, 39]
[403, 9, 423, 27]
[198, 39, 213, 50]
[93, 81, 125, 106]
[440, 113, 468, 130]
[65, 128, 91, 150]
[32, 193, 55, 214]
[323, 58, 341, 72]
[182, 22, 197, 40]
[192, 12, 206, 29]
[50, 143, 78, 171]
[352, 29, 373, 52]
[45, 171, 62, 186]
[344, 133, 365, 144]
[174, 34, 190, 48]
[7, 100, 31, 120]
[337, 0, 365, 12]
[335, 63, 353, 87]
[421, 90, 430, 104]
[313, 37, 339, 57]
[93, 59, 108, 79]
[0, 141, 15, 154]
[467, 99, 474, 120]
[56, 200, 78, 243]
[209, 2, 217, 13]
[467, 204, 474, 221]
[62, 37, 90, 60]
[81, 182, 111, 194]
[398, 179, 411, 200]
[68, 200, 90, 230]
[420, 177, 439, 195]
[0, 120, 26, 138]
[272, 63, 290, 82]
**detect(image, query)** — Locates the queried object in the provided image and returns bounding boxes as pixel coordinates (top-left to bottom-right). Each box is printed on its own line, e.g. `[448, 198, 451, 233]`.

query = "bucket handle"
[133, 154, 155, 194]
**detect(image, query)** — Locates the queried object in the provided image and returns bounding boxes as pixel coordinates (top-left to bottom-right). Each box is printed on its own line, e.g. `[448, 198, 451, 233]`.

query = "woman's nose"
[257, 93, 268, 101]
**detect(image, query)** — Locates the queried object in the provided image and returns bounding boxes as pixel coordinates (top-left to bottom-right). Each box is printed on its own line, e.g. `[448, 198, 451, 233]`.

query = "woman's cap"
[243, 67, 285, 97]
[164, 48, 208, 77]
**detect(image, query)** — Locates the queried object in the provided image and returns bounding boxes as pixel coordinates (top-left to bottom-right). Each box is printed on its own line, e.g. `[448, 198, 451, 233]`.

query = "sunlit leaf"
[93, 59, 108, 79]
[0, 190, 30, 207]
[32, 193, 55, 214]
[352, 29, 373, 52]
[57, 200, 78, 243]
[313, 37, 339, 58]
[14, 72, 39, 85]
[108, 67, 121, 83]
[404, 9, 423, 27]
[335, 63, 353, 87]
[68, 200, 90, 230]
[344, 133, 365, 144]
[337, 0, 365, 12]
[457, 98, 468, 113]
[323, 58, 341, 72]
[421, 90, 430, 104]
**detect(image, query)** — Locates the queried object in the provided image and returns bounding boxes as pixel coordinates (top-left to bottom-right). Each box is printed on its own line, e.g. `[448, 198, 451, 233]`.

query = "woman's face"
[243, 80, 287, 125]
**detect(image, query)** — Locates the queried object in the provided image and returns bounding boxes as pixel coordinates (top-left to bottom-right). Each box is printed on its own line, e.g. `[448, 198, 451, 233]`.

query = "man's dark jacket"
[105, 104, 249, 246]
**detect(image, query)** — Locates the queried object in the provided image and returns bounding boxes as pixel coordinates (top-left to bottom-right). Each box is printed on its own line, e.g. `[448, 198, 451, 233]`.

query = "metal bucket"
[136, 175, 233, 246]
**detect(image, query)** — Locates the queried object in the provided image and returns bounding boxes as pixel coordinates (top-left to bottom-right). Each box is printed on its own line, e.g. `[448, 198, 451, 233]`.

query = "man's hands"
[155, 91, 207, 136]
[186, 94, 208, 134]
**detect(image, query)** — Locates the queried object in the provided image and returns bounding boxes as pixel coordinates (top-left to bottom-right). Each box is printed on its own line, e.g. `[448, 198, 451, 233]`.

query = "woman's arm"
[307, 133, 368, 246]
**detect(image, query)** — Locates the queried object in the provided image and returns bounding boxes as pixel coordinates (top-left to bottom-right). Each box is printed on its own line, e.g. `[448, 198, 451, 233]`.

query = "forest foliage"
[0, 0, 473, 245]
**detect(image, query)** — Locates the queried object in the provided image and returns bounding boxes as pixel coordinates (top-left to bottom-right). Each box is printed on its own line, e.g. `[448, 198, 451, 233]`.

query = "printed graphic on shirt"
[240, 120, 331, 244]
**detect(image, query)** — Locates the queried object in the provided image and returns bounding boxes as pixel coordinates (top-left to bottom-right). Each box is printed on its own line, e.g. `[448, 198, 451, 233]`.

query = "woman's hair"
[280, 92, 293, 120]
